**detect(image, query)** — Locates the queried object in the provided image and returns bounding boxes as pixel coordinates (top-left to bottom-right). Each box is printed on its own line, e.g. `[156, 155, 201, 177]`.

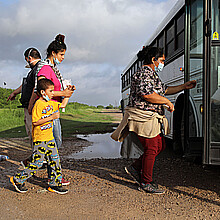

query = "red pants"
[132, 134, 166, 184]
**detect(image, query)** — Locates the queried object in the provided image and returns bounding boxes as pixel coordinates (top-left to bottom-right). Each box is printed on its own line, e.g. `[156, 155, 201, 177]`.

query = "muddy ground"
[0, 111, 219, 219]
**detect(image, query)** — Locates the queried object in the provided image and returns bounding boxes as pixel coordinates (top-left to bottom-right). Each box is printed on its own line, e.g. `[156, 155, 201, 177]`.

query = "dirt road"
[0, 136, 219, 219]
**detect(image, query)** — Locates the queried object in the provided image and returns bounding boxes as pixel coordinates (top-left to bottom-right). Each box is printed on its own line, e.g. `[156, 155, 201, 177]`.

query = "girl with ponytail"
[27, 34, 75, 186]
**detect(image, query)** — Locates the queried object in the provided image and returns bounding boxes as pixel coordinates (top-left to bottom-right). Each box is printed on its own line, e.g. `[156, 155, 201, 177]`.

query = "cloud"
[0, 0, 179, 106]
[60, 62, 121, 106]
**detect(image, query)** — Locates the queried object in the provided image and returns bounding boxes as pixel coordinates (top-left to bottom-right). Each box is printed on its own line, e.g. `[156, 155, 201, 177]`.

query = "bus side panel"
[210, 144, 220, 165]
[122, 88, 130, 108]
[120, 132, 143, 159]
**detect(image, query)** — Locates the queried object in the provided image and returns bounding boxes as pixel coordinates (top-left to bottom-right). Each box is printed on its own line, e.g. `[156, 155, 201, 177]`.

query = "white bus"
[121, 0, 220, 165]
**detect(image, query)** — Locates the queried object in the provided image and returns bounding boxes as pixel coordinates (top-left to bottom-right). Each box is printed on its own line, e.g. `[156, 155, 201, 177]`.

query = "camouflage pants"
[14, 139, 62, 186]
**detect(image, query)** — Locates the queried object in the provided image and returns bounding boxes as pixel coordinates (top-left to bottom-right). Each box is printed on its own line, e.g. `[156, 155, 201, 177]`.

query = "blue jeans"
[53, 118, 62, 149]
[48, 118, 62, 179]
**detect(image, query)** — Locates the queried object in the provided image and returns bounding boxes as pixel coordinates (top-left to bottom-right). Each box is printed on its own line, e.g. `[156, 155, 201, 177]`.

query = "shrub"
[106, 104, 114, 109]
[97, 105, 104, 109]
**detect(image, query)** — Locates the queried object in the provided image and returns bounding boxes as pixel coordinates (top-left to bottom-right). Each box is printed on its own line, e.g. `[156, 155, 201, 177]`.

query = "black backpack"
[19, 63, 38, 108]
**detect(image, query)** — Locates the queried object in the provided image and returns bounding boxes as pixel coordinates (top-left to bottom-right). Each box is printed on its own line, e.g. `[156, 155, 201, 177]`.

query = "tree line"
[0, 87, 118, 109]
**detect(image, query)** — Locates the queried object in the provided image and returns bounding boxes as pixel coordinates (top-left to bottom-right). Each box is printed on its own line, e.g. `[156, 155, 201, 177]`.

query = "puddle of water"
[69, 133, 121, 159]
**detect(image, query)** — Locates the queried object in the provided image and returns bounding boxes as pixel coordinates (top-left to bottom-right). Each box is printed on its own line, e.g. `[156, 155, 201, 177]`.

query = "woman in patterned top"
[124, 46, 196, 194]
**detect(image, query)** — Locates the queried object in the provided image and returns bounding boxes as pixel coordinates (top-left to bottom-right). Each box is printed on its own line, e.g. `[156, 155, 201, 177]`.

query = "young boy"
[10, 79, 71, 194]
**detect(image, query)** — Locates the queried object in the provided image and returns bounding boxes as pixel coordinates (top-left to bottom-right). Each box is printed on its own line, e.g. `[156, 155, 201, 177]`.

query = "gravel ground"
[0, 137, 219, 219]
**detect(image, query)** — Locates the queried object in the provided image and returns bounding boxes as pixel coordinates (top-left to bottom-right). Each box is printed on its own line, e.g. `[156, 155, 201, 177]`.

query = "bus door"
[185, 0, 204, 158]
[204, 0, 220, 165]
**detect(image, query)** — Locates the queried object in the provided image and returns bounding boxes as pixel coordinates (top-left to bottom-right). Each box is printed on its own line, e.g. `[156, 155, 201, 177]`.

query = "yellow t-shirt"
[32, 99, 60, 142]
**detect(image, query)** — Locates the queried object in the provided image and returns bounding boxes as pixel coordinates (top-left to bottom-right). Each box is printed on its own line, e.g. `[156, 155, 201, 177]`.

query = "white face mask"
[42, 93, 50, 102]
[154, 60, 164, 72]
[25, 59, 41, 68]
[53, 57, 61, 65]
[155, 62, 164, 72]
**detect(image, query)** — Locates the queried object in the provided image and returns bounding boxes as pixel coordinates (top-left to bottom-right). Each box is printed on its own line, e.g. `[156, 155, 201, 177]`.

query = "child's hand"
[66, 85, 72, 90]
[71, 85, 76, 91]
[63, 87, 74, 97]
[51, 111, 60, 120]
[66, 84, 75, 91]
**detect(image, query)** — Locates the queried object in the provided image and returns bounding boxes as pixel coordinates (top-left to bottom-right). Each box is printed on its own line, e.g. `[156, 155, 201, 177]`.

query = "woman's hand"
[166, 80, 197, 95]
[184, 80, 197, 90]
[165, 100, 175, 113]
[142, 92, 175, 112]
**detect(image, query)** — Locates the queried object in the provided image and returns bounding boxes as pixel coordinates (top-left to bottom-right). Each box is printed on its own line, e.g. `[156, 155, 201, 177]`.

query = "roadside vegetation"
[0, 87, 120, 138]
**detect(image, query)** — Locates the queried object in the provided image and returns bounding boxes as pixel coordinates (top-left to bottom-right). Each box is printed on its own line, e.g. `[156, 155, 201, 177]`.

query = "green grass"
[61, 108, 116, 137]
[0, 109, 26, 138]
[0, 109, 24, 128]
[0, 108, 118, 138]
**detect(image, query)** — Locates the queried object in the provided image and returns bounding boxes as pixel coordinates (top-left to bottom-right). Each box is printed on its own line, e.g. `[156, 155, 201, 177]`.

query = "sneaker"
[139, 183, 165, 194]
[150, 181, 158, 189]
[125, 166, 141, 185]
[9, 176, 28, 193]
[20, 158, 30, 168]
[48, 186, 68, 194]
[48, 178, 70, 186]
[61, 178, 70, 186]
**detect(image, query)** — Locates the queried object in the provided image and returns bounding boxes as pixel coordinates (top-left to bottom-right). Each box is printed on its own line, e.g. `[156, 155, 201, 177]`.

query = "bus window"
[188, 0, 203, 139]
[177, 32, 184, 50]
[128, 69, 131, 85]
[190, 0, 203, 51]
[166, 23, 175, 58]
[132, 65, 135, 76]
[218, 66, 220, 87]
[151, 40, 157, 47]
[126, 71, 129, 86]
[166, 41, 175, 58]
[158, 33, 164, 50]
[177, 12, 184, 34]
[176, 12, 185, 51]
[121, 75, 125, 90]
[212, 0, 220, 35]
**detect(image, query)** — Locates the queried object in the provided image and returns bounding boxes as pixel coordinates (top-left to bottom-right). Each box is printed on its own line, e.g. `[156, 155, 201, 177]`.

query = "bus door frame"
[203, 0, 211, 164]
[204, 0, 220, 165]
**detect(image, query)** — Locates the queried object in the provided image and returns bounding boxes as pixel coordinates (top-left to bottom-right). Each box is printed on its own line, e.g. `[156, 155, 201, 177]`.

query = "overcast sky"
[0, 0, 178, 106]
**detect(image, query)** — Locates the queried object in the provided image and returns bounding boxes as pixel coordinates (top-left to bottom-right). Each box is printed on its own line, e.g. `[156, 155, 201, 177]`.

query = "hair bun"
[55, 34, 65, 44]
[137, 45, 150, 61]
